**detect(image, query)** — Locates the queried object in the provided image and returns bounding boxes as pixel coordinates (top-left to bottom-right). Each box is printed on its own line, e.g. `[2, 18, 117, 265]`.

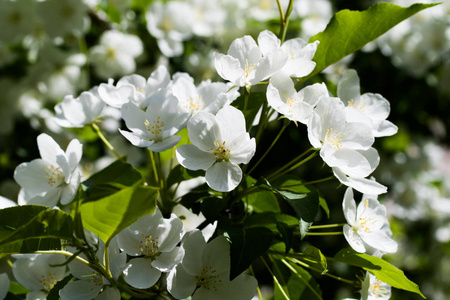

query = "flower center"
[347, 99, 366, 113]
[243, 59, 256, 78]
[136, 87, 145, 94]
[43, 165, 65, 187]
[369, 278, 390, 298]
[356, 200, 378, 232]
[283, 93, 303, 113]
[138, 234, 159, 257]
[196, 266, 222, 291]
[161, 17, 173, 32]
[40, 272, 59, 291]
[324, 128, 344, 150]
[212, 141, 230, 162]
[184, 96, 205, 114]
[86, 274, 104, 287]
[285, 48, 296, 60]
[145, 117, 165, 142]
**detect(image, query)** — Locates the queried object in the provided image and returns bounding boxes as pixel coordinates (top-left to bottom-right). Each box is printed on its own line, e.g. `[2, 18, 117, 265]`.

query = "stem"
[278, 0, 295, 44]
[149, 150, 160, 185]
[288, 257, 359, 286]
[281, 259, 322, 300]
[310, 223, 346, 230]
[277, 175, 335, 189]
[104, 243, 112, 278]
[247, 119, 289, 176]
[304, 232, 343, 236]
[267, 147, 316, 180]
[244, 87, 250, 131]
[250, 266, 263, 300]
[268, 151, 318, 181]
[92, 123, 121, 159]
[261, 256, 290, 300]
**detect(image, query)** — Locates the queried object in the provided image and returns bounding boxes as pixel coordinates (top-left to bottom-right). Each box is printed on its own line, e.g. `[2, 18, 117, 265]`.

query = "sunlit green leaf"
[80, 183, 158, 244]
[334, 248, 425, 298]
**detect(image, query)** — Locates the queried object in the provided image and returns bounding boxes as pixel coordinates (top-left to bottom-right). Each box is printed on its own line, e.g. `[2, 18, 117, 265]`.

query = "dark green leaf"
[301, 245, 328, 274]
[276, 222, 294, 254]
[247, 189, 280, 213]
[166, 164, 205, 189]
[334, 248, 425, 298]
[307, 3, 439, 79]
[223, 226, 274, 280]
[232, 92, 266, 126]
[0, 205, 73, 253]
[200, 197, 228, 223]
[80, 183, 158, 244]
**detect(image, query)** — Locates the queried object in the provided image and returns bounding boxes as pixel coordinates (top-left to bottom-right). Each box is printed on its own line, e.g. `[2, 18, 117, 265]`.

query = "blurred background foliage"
[0, 0, 449, 299]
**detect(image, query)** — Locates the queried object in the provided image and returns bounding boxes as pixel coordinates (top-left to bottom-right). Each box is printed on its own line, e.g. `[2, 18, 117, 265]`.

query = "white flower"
[214, 32, 288, 87]
[361, 272, 391, 300]
[293, 0, 333, 39]
[119, 88, 189, 152]
[266, 71, 328, 123]
[89, 30, 143, 79]
[59, 236, 124, 300]
[146, 1, 193, 57]
[116, 208, 184, 289]
[14, 134, 82, 207]
[54, 91, 105, 128]
[332, 169, 387, 195]
[176, 106, 256, 192]
[0, 195, 16, 209]
[342, 187, 398, 254]
[0, 273, 10, 300]
[337, 69, 398, 137]
[98, 66, 172, 109]
[172, 74, 239, 116]
[257, 30, 318, 78]
[188, 0, 226, 37]
[307, 96, 376, 176]
[167, 230, 257, 300]
[12, 254, 67, 299]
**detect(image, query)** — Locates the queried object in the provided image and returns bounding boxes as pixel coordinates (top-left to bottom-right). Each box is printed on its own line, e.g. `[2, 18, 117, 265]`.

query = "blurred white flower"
[343, 187, 398, 254]
[55, 91, 105, 128]
[176, 106, 256, 192]
[0, 0, 38, 43]
[167, 231, 257, 300]
[14, 133, 82, 207]
[89, 30, 143, 79]
[294, 0, 333, 39]
[0, 273, 9, 300]
[146, 1, 193, 57]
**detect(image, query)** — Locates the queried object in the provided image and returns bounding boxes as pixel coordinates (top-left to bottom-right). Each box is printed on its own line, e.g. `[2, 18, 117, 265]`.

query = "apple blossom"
[176, 106, 256, 192]
[54, 91, 105, 128]
[119, 88, 189, 152]
[337, 69, 398, 137]
[342, 187, 398, 254]
[266, 71, 328, 124]
[167, 230, 257, 300]
[14, 133, 82, 207]
[213, 32, 288, 87]
[116, 208, 184, 289]
[12, 254, 67, 300]
[361, 272, 391, 300]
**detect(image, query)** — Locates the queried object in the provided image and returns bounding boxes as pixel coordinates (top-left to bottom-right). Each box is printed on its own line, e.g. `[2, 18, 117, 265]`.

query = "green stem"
[261, 256, 290, 300]
[267, 147, 316, 180]
[244, 87, 251, 131]
[149, 150, 160, 185]
[250, 266, 263, 300]
[268, 150, 318, 181]
[277, 175, 335, 189]
[288, 257, 359, 286]
[247, 119, 289, 176]
[35, 250, 91, 266]
[281, 259, 322, 300]
[104, 243, 112, 278]
[92, 123, 121, 159]
[304, 232, 343, 236]
[310, 223, 346, 230]
[278, 0, 295, 44]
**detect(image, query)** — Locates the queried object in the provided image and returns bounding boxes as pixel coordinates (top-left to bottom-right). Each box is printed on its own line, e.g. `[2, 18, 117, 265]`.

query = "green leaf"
[334, 248, 425, 298]
[247, 189, 280, 213]
[272, 257, 323, 300]
[300, 245, 328, 275]
[232, 92, 266, 126]
[223, 226, 274, 280]
[259, 178, 319, 239]
[8, 281, 29, 295]
[307, 2, 439, 79]
[200, 196, 228, 223]
[0, 205, 74, 253]
[82, 159, 145, 201]
[80, 183, 158, 244]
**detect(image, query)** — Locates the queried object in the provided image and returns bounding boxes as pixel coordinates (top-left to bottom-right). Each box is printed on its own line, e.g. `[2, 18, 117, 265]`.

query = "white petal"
[152, 246, 184, 272]
[37, 134, 64, 165]
[14, 160, 54, 194]
[187, 111, 221, 152]
[65, 139, 83, 172]
[343, 224, 366, 253]
[147, 135, 182, 152]
[373, 119, 398, 137]
[158, 214, 184, 252]
[359, 231, 398, 253]
[213, 52, 244, 85]
[194, 273, 257, 300]
[176, 144, 215, 171]
[181, 230, 206, 275]
[201, 235, 230, 275]
[119, 129, 154, 148]
[343, 187, 356, 226]
[342, 122, 374, 150]
[98, 83, 135, 108]
[205, 161, 242, 192]
[123, 258, 161, 289]
[283, 57, 316, 78]
[167, 265, 197, 299]
[215, 106, 247, 143]
[257, 30, 280, 56]
[59, 279, 102, 300]
[337, 69, 361, 103]
[60, 170, 80, 205]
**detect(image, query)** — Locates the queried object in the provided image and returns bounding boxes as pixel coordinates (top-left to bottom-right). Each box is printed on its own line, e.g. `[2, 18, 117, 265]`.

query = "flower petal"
[176, 144, 215, 171]
[152, 246, 184, 272]
[205, 161, 242, 192]
[167, 265, 197, 299]
[343, 224, 366, 253]
[124, 258, 161, 289]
